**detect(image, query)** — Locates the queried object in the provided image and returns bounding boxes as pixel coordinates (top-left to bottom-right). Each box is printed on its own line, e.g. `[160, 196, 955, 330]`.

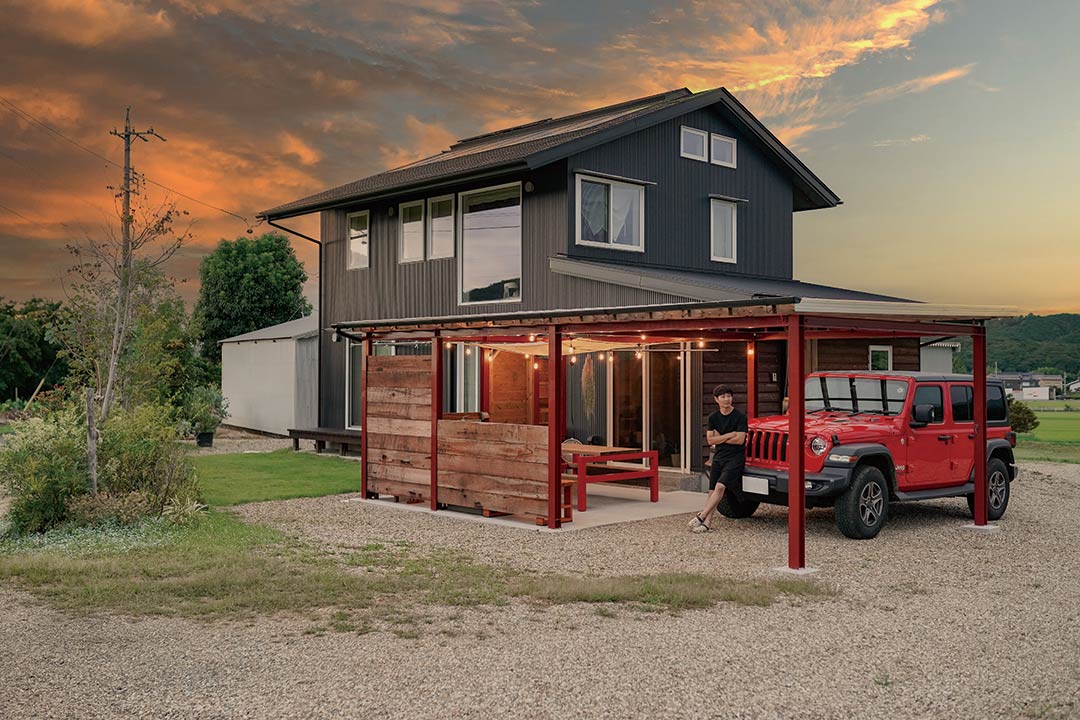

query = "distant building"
[220, 316, 318, 435]
[991, 372, 1063, 400]
[920, 340, 960, 373]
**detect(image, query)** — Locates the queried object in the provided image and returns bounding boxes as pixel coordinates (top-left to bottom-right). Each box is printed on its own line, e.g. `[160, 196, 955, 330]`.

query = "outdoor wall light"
[388, 206, 395, 217]
[524, 181, 534, 192]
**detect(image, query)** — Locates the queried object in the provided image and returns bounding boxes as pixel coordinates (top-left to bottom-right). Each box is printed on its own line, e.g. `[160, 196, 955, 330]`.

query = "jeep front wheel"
[834, 465, 889, 539]
[967, 457, 1010, 521]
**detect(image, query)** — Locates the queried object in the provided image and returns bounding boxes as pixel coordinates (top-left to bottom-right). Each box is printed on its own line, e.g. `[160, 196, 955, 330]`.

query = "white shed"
[920, 340, 960, 373]
[220, 316, 318, 435]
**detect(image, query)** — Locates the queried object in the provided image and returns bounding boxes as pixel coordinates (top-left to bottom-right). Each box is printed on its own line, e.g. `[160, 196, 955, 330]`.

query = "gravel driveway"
[2, 462, 1079, 719]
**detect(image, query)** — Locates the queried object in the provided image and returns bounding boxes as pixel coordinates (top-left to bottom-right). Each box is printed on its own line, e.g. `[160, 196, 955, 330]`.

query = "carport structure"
[337, 297, 1012, 570]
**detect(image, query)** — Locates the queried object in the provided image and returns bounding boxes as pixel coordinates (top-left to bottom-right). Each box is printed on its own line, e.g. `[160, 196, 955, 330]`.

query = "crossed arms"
[707, 429, 746, 447]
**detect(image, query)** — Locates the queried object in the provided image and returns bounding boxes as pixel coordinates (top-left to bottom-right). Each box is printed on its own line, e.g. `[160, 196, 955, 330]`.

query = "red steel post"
[546, 325, 563, 528]
[787, 316, 807, 569]
[746, 340, 758, 420]
[479, 343, 490, 414]
[430, 332, 443, 511]
[973, 326, 989, 525]
[359, 336, 371, 497]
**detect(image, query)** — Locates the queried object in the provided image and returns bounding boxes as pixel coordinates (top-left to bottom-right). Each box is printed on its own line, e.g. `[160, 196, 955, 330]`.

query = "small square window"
[710, 199, 736, 263]
[399, 200, 424, 263]
[680, 126, 708, 162]
[347, 210, 369, 270]
[710, 133, 737, 168]
[869, 345, 893, 371]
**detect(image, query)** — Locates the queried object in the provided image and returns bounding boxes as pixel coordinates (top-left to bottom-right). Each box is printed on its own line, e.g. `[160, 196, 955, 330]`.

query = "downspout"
[266, 218, 323, 427]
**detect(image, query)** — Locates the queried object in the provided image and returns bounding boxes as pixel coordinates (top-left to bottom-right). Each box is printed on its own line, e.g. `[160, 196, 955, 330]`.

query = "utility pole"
[99, 108, 165, 422]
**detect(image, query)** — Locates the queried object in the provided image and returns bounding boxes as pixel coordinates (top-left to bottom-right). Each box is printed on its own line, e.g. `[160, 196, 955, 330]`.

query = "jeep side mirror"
[911, 404, 936, 427]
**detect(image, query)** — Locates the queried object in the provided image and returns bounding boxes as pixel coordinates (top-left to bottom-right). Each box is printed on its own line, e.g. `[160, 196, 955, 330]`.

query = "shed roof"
[261, 87, 841, 219]
[219, 315, 319, 344]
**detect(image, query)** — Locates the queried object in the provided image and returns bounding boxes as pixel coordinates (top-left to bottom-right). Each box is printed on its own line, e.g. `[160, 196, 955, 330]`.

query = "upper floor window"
[680, 126, 708, 162]
[575, 174, 644, 252]
[710, 133, 737, 168]
[709, 198, 736, 263]
[427, 195, 454, 259]
[347, 210, 369, 270]
[399, 200, 424, 263]
[869, 345, 893, 371]
[459, 183, 522, 304]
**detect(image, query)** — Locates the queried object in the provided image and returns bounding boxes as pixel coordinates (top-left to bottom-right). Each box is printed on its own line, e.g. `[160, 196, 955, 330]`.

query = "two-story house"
[261, 87, 922, 476]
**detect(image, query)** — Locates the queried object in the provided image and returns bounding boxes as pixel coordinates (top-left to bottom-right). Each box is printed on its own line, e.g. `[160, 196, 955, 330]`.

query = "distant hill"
[954, 314, 1080, 375]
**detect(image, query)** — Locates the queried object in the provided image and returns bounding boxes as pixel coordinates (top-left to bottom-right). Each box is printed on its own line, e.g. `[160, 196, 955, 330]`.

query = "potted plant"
[182, 385, 229, 447]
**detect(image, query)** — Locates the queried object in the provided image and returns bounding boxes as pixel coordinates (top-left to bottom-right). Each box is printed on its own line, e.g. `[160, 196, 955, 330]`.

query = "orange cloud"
[863, 63, 976, 103]
[378, 116, 458, 170]
[12, 0, 174, 47]
[279, 132, 323, 167]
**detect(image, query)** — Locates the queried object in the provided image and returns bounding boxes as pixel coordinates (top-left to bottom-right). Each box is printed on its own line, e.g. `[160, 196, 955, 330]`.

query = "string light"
[570, 354, 577, 364]
[607, 352, 613, 361]
[533, 361, 539, 370]
[698, 338, 705, 348]
[598, 353, 605, 362]
[747, 345, 755, 357]
[486, 351, 493, 362]
[528, 333, 535, 342]
[640, 333, 646, 340]
[635, 349, 642, 359]
[465, 347, 471, 356]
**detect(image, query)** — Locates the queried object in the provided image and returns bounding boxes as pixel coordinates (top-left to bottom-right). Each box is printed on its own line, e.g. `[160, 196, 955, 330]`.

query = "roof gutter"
[266, 218, 324, 424]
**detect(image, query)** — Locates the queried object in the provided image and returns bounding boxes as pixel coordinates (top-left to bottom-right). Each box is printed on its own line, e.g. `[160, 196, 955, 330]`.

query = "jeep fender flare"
[978, 438, 1017, 481]
[824, 443, 896, 492]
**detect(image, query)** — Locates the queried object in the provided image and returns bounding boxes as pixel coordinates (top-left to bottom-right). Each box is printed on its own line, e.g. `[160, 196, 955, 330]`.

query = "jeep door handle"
[937, 435, 951, 443]
[968, 433, 975, 439]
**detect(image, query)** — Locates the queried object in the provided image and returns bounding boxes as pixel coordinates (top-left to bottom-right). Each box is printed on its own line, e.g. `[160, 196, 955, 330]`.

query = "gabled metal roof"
[261, 87, 841, 219]
[219, 315, 318, 344]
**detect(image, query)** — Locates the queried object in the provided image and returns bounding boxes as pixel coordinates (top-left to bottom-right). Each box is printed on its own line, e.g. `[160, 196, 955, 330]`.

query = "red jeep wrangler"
[719, 372, 1018, 539]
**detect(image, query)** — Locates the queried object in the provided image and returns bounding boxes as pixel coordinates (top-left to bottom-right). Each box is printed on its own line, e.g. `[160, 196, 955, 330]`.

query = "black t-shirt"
[708, 408, 748, 462]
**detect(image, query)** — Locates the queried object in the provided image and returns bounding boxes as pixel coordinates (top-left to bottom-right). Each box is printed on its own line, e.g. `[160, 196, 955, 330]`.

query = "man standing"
[689, 385, 747, 533]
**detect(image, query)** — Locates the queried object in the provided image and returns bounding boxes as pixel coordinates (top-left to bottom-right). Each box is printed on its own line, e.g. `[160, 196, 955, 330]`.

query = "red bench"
[561, 444, 659, 512]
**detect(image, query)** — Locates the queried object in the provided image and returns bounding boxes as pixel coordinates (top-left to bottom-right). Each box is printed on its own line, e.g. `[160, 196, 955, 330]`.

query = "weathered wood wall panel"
[436, 420, 549, 518]
[488, 352, 528, 424]
[365, 355, 432, 501]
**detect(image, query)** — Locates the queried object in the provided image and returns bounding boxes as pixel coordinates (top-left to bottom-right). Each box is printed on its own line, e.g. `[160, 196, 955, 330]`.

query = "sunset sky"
[2, 0, 1077, 313]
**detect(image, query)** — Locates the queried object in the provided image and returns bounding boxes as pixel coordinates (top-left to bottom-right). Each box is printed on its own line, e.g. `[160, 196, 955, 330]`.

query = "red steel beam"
[787, 315, 807, 569]
[547, 325, 564, 529]
[359, 337, 371, 498]
[430, 332, 443, 512]
[973, 326, 988, 525]
[479, 344, 490, 414]
[746, 340, 757, 420]
[565, 315, 788, 335]
[802, 315, 979, 336]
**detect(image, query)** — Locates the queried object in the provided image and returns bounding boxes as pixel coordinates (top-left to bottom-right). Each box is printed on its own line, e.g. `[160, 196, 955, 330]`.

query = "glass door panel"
[648, 349, 682, 468]
[612, 351, 643, 450]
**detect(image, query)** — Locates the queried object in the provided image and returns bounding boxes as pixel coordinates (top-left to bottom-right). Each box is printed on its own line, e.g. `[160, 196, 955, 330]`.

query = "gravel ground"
[2, 462, 1079, 719]
[181, 425, 295, 456]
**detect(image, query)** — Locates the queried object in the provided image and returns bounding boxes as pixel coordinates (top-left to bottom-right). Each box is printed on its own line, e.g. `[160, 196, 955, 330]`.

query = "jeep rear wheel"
[967, 458, 1010, 521]
[834, 465, 889, 539]
[716, 490, 759, 519]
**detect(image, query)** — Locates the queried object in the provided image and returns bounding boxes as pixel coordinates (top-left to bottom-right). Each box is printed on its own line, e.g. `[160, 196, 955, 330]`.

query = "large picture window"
[710, 199, 736, 263]
[399, 200, 424, 263]
[427, 195, 454, 259]
[459, 183, 522, 304]
[575, 174, 644, 251]
[347, 210, 369, 270]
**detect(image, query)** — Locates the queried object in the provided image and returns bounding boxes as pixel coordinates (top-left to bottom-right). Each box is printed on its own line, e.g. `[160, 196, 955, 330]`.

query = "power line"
[0, 202, 34, 224]
[0, 95, 255, 227]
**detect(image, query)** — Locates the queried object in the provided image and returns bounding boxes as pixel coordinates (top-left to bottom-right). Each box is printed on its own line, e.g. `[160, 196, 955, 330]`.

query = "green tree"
[1008, 397, 1039, 434]
[0, 297, 68, 402]
[194, 233, 311, 363]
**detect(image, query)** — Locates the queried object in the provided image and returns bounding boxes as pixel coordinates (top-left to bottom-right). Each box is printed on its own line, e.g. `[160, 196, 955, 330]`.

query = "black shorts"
[708, 455, 745, 491]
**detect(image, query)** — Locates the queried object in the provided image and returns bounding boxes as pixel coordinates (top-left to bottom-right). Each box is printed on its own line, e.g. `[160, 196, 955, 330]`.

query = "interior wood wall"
[436, 420, 550, 518]
[488, 352, 528, 424]
[365, 355, 432, 502]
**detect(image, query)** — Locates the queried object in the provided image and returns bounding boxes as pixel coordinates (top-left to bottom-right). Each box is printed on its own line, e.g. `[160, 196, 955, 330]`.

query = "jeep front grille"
[746, 429, 788, 464]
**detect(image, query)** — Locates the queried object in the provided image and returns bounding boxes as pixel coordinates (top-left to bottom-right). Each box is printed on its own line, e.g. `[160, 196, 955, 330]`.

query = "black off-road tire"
[967, 457, 1010, 521]
[716, 490, 759, 519]
[834, 464, 889, 539]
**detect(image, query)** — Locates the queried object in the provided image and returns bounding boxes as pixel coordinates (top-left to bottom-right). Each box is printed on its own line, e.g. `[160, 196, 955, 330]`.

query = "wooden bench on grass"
[287, 427, 363, 456]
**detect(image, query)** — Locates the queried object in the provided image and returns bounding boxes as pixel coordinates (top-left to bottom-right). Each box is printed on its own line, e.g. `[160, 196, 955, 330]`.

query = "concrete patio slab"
[353, 483, 704, 532]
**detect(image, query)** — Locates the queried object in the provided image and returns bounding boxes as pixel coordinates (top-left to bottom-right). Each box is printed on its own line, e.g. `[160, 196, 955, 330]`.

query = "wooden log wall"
[436, 420, 549, 518]
[700, 341, 783, 468]
[365, 355, 433, 502]
[815, 339, 920, 371]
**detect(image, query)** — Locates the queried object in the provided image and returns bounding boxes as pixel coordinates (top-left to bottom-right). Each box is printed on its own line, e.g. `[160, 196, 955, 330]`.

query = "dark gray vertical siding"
[566, 107, 794, 278]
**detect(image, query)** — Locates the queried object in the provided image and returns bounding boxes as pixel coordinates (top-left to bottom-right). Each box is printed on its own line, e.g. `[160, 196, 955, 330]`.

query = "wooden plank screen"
[436, 420, 549, 518]
[366, 355, 432, 502]
[488, 352, 528, 424]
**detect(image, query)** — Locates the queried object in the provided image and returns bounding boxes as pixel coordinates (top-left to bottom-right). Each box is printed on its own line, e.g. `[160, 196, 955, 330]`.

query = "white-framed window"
[575, 174, 645, 252]
[710, 133, 737, 168]
[347, 210, 369, 270]
[427, 195, 454, 259]
[710, 199, 737, 263]
[458, 182, 522, 305]
[398, 200, 424, 263]
[680, 126, 708, 161]
[869, 345, 893, 371]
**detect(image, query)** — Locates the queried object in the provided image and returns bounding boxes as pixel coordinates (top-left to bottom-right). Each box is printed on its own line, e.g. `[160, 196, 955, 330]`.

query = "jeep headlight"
[809, 436, 828, 456]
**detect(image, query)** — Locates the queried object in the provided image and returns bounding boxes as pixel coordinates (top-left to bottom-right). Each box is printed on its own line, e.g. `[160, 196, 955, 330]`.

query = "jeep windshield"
[805, 376, 909, 415]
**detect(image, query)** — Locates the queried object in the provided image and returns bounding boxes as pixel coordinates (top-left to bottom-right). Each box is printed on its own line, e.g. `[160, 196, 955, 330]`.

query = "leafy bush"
[0, 410, 88, 534]
[0, 403, 201, 534]
[1008, 397, 1040, 434]
[180, 385, 228, 435]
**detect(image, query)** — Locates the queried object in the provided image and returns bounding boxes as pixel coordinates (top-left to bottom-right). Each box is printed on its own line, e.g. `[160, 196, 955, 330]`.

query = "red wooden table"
[562, 443, 660, 512]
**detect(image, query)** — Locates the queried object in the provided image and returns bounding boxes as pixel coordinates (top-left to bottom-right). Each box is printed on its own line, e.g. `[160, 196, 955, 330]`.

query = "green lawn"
[192, 449, 360, 506]
[1014, 410, 1080, 463]
[1024, 399, 1080, 411]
